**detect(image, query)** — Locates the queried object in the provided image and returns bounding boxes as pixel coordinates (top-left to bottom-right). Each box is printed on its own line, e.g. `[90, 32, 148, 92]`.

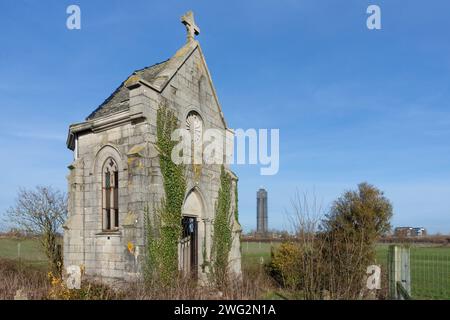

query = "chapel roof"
[85, 11, 218, 122]
[85, 37, 202, 121]
[86, 59, 170, 120]
[68, 11, 229, 151]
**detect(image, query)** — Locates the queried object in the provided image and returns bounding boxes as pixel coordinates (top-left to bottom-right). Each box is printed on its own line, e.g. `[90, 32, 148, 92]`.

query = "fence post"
[388, 245, 411, 299]
[17, 242, 21, 260]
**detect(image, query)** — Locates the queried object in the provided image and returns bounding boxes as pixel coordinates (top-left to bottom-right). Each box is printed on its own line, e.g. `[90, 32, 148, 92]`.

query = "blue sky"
[0, 1, 449, 233]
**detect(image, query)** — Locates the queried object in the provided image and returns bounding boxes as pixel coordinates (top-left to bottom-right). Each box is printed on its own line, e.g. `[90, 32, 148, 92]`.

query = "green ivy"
[143, 204, 159, 282]
[144, 102, 186, 286]
[211, 166, 233, 287]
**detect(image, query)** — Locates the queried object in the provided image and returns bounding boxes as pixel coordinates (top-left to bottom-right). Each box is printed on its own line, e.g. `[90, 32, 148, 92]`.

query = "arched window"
[186, 111, 203, 144]
[102, 158, 119, 231]
[186, 111, 203, 165]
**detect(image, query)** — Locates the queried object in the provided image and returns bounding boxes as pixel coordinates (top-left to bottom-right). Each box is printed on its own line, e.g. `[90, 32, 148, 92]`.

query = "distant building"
[256, 188, 268, 235]
[394, 227, 427, 238]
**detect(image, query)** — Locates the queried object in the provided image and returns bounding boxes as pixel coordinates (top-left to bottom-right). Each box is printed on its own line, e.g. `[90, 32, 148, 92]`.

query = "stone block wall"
[64, 43, 241, 283]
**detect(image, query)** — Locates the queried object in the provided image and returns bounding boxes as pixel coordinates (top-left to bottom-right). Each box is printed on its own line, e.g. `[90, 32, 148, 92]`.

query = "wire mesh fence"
[241, 241, 450, 300]
[380, 244, 450, 300]
[410, 246, 450, 299]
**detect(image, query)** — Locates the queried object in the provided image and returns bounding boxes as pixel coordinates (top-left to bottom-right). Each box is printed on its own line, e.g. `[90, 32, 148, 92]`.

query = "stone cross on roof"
[181, 11, 200, 42]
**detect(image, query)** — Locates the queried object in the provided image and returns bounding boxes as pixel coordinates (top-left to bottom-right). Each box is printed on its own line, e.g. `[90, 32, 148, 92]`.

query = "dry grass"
[122, 264, 275, 300]
[0, 257, 274, 300]
[0, 259, 50, 300]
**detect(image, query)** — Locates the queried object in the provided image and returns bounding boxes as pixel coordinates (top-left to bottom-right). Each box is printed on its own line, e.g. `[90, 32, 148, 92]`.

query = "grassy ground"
[2, 237, 449, 300]
[376, 244, 450, 299]
[0, 238, 48, 269]
[241, 241, 278, 267]
[0, 237, 274, 300]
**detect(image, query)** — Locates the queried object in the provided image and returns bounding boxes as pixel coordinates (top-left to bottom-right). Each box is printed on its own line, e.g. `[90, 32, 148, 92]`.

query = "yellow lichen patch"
[123, 211, 137, 226]
[127, 241, 135, 254]
[127, 145, 145, 157]
[127, 157, 136, 166]
[127, 157, 144, 171]
[174, 43, 192, 58]
[193, 164, 202, 182]
[125, 75, 140, 87]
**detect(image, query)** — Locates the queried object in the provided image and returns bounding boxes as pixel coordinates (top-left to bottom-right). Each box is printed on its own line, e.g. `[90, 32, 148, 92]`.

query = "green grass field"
[375, 244, 450, 299]
[0, 238, 48, 269]
[242, 241, 450, 300]
[241, 241, 277, 267]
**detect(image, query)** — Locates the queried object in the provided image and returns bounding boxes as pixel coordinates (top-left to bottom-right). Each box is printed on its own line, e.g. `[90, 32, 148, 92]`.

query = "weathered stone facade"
[64, 12, 241, 283]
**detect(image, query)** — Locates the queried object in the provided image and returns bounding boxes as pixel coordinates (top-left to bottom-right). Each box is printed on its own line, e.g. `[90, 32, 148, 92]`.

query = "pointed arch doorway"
[179, 189, 205, 278]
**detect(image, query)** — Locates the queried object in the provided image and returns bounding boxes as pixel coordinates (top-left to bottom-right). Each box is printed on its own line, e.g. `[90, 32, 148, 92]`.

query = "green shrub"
[267, 242, 302, 289]
[269, 183, 393, 299]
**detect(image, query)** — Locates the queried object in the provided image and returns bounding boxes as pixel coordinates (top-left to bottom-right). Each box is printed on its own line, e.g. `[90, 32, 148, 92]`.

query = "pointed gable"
[85, 40, 227, 128]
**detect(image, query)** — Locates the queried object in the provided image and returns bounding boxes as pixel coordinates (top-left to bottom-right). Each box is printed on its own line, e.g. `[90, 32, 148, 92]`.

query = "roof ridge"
[133, 59, 170, 75]
[86, 41, 198, 121]
[86, 59, 171, 120]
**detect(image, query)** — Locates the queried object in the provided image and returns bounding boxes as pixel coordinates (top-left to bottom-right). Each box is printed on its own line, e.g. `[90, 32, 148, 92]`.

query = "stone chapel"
[63, 11, 242, 283]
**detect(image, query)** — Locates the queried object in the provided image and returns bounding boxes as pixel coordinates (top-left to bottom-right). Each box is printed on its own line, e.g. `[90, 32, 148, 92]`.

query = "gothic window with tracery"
[102, 158, 119, 231]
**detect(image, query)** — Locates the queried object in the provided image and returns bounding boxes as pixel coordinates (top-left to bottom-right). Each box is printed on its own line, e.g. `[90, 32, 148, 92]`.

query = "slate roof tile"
[86, 60, 170, 120]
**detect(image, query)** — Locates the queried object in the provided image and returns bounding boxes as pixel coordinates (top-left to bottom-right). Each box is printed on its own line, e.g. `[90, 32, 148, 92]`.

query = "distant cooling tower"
[256, 188, 268, 234]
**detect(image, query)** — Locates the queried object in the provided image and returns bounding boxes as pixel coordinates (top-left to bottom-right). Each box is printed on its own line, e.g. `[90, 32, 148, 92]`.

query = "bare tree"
[288, 190, 326, 299]
[6, 186, 67, 273]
